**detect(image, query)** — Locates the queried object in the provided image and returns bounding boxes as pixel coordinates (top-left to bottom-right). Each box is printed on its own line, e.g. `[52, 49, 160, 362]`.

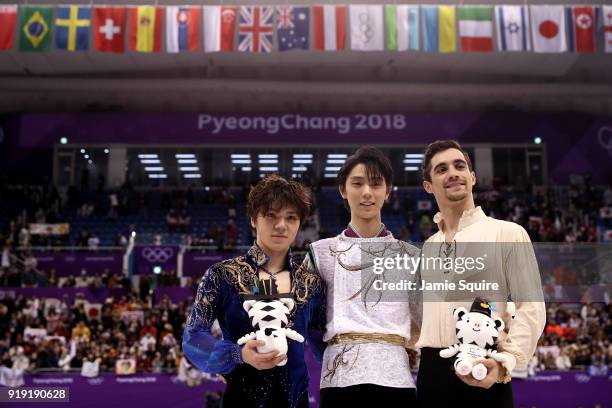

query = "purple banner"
[33, 251, 123, 277]
[5, 112, 612, 183]
[182, 251, 242, 277]
[0, 288, 127, 304]
[134, 246, 178, 275]
[7, 369, 610, 408]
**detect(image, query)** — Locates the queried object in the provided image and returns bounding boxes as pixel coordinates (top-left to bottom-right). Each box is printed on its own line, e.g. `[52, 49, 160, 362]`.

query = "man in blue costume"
[182, 175, 326, 408]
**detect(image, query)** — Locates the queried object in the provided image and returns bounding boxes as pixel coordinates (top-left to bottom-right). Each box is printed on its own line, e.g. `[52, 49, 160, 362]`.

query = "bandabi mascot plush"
[439, 298, 516, 380]
[237, 279, 304, 366]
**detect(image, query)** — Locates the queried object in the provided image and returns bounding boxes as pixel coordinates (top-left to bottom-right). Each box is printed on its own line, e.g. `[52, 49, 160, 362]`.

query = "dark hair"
[247, 174, 312, 225]
[421, 140, 473, 182]
[336, 146, 393, 208]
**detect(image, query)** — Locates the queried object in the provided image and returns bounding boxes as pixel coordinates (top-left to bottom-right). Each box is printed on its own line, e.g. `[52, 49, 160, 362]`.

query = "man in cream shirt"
[416, 140, 546, 407]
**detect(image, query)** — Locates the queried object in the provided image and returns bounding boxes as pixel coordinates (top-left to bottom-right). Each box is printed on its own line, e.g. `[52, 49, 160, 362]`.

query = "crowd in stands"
[0, 285, 215, 385]
[534, 302, 611, 376]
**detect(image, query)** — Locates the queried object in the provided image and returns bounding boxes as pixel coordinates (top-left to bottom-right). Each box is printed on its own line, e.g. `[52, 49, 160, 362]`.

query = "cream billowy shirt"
[415, 206, 546, 379]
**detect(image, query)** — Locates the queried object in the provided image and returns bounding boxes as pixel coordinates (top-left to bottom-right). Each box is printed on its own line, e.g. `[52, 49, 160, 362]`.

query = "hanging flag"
[19, 6, 53, 52]
[605, 5, 612, 53]
[203, 6, 237, 52]
[166, 6, 200, 52]
[530, 5, 567, 53]
[458, 6, 493, 52]
[312, 5, 346, 51]
[385, 5, 419, 51]
[93, 7, 126, 53]
[494, 5, 530, 52]
[567, 6, 596, 53]
[129, 6, 163, 53]
[238, 6, 274, 53]
[422, 6, 456, 53]
[55, 6, 91, 51]
[0, 5, 17, 50]
[350, 5, 384, 51]
[276, 6, 309, 51]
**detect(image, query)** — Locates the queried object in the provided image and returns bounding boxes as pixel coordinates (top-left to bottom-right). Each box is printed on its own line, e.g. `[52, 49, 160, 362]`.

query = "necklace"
[258, 265, 287, 280]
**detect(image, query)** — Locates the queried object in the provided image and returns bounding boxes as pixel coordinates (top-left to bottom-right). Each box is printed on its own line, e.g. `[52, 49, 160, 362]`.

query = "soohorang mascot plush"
[439, 298, 516, 380]
[237, 279, 304, 366]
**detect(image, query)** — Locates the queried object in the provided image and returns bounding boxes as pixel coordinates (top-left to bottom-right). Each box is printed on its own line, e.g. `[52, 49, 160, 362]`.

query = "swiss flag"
[94, 7, 127, 53]
[569, 6, 596, 53]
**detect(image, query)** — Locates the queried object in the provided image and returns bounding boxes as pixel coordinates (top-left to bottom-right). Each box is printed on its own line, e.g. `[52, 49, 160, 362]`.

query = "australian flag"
[276, 6, 309, 51]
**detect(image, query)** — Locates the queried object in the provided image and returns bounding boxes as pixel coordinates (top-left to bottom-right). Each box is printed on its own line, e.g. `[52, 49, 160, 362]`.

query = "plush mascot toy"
[237, 279, 304, 366]
[439, 298, 515, 380]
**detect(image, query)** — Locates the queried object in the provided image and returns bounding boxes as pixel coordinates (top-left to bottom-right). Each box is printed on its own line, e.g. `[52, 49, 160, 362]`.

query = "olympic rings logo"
[598, 126, 612, 158]
[141, 247, 175, 263]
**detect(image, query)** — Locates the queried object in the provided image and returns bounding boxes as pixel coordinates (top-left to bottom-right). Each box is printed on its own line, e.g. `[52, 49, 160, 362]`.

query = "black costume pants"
[416, 347, 514, 408]
[320, 383, 417, 407]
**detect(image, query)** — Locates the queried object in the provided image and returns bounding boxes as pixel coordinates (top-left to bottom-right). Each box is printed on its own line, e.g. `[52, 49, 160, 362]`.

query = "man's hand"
[455, 359, 503, 389]
[241, 340, 286, 370]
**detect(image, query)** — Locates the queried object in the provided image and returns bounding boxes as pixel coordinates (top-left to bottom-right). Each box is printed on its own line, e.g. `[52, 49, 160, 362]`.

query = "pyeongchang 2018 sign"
[197, 114, 409, 135]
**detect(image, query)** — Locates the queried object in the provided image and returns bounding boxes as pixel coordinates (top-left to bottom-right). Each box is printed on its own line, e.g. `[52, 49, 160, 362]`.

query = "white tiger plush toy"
[237, 297, 304, 366]
[439, 298, 515, 380]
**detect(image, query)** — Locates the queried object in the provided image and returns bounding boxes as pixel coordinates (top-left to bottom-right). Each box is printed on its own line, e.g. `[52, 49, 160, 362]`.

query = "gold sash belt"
[329, 332, 406, 347]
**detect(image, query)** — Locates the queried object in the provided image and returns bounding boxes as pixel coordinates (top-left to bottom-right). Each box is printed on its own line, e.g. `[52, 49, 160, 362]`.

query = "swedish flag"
[56, 6, 91, 51]
[19, 6, 53, 52]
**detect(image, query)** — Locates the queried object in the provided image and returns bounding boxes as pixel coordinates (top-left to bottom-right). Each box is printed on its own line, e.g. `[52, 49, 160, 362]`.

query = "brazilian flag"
[19, 6, 53, 51]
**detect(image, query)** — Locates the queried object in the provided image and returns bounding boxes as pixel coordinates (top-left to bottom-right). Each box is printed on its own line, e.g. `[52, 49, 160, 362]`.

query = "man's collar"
[433, 206, 486, 232]
[344, 223, 390, 238]
[246, 242, 294, 272]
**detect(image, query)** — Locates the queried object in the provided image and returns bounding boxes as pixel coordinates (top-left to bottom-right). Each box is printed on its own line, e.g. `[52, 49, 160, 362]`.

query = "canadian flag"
[604, 5, 612, 53]
[568, 6, 596, 53]
[530, 5, 567, 53]
[93, 7, 127, 53]
[203, 6, 237, 52]
[312, 5, 346, 51]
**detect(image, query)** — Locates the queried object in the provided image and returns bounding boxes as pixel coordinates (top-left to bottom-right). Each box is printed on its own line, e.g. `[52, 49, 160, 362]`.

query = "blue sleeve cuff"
[231, 343, 244, 365]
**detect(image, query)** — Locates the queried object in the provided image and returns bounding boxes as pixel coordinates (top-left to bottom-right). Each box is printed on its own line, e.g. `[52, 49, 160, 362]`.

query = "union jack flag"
[238, 6, 274, 53]
[276, 6, 294, 29]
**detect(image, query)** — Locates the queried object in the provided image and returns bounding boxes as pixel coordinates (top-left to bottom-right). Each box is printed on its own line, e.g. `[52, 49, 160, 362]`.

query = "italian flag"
[458, 6, 493, 52]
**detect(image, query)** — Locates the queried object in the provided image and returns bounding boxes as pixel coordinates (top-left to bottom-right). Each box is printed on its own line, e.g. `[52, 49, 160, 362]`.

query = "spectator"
[114, 233, 127, 247]
[71, 321, 91, 343]
[87, 234, 100, 250]
[555, 350, 572, 370]
[166, 209, 178, 232]
[178, 210, 191, 232]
